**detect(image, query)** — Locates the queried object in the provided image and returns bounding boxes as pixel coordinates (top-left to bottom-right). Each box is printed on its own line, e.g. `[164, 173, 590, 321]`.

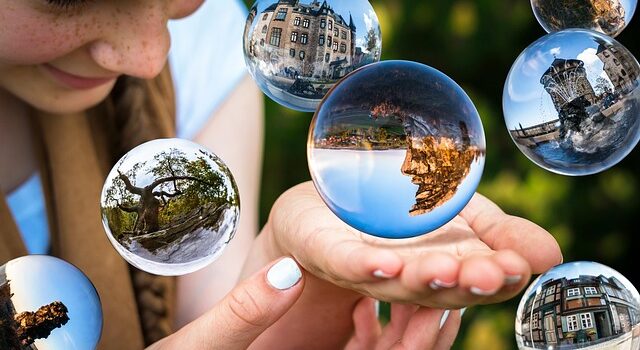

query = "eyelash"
[46, 0, 89, 9]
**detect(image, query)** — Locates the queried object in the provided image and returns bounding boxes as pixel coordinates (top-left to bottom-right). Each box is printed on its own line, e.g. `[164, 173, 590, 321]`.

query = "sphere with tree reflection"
[100, 139, 240, 276]
[308, 61, 486, 239]
[0, 256, 102, 350]
[243, 0, 382, 112]
[503, 29, 640, 176]
[516, 261, 640, 349]
[531, 0, 636, 37]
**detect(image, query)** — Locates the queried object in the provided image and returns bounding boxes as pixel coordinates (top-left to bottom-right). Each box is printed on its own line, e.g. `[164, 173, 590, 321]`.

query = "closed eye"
[46, 0, 90, 9]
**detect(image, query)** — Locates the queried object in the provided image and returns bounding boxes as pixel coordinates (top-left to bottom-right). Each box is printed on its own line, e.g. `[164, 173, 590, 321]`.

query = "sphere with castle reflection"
[308, 61, 486, 239]
[100, 139, 240, 276]
[503, 29, 640, 176]
[531, 0, 637, 37]
[243, 0, 382, 112]
[0, 256, 102, 350]
[516, 261, 640, 349]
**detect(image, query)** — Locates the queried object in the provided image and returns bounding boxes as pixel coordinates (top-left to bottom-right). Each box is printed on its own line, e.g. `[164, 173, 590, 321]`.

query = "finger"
[401, 252, 460, 294]
[434, 310, 462, 350]
[459, 193, 563, 273]
[156, 257, 304, 350]
[458, 255, 505, 300]
[345, 298, 382, 350]
[390, 308, 446, 350]
[271, 183, 403, 283]
[377, 304, 419, 349]
[491, 250, 531, 293]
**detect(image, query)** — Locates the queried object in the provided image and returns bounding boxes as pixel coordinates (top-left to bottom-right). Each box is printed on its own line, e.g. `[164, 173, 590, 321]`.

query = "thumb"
[153, 257, 304, 350]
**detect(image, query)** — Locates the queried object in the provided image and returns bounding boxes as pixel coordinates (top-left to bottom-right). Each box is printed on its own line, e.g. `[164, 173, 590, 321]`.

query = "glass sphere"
[308, 60, 486, 239]
[503, 29, 640, 176]
[100, 139, 240, 276]
[0, 256, 102, 350]
[531, 0, 637, 37]
[243, 0, 382, 112]
[516, 261, 640, 349]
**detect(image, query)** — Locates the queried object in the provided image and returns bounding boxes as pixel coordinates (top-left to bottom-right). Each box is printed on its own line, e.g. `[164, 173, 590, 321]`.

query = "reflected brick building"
[248, 0, 356, 79]
[597, 41, 640, 94]
[520, 274, 640, 348]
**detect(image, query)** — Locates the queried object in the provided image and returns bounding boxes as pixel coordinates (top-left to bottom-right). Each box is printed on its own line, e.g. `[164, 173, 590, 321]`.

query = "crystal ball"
[531, 0, 637, 37]
[503, 29, 640, 176]
[308, 60, 486, 239]
[243, 0, 382, 112]
[0, 255, 103, 350]
[100, 139, 240, 276]
[516, 261, 640, 349]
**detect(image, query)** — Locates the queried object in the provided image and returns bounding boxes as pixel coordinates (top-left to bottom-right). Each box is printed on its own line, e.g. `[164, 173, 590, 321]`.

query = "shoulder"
[168, 0, 250, 140]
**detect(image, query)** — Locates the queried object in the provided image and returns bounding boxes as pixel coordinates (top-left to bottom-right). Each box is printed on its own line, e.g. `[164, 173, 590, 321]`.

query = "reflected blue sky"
[503, 30, 625, 130]
[310, 149, 484, 238]
[5, 256, 102, 350]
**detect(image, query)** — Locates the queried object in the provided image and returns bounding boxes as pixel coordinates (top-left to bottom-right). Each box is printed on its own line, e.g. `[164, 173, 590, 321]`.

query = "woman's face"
[0, 0, 203, 114]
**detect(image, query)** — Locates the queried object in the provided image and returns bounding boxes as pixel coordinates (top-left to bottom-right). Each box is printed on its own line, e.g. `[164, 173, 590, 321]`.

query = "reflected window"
[341, 30, 347, 39]
[270, 28, 282, 47]
[321, 19, 326, 28]
[333, 41, 338, 51]
[329, 20, 333, 30]
[294, 17, 301, 26]
[585, 287, 598, 295]
[275, 8, 288, 21]
[262, 13, 268, 20]
[290, 48, 296, 57]
[340, 43, 346, 53]
[319, 34, 325, 46]
[567, 288, 581, 297]
[262, 25, 268, 34]
[325, 53, 330, 62]
[580, 313, 593, 329]
[301, 33, 308, 45]
[291, 31, 298, 42]
[328, 36, 332, 47]
[303, 19, 310, 28]
[566, 315, 579, 331]
[299, 50, 306, 60]
[546, 285, 556, 296]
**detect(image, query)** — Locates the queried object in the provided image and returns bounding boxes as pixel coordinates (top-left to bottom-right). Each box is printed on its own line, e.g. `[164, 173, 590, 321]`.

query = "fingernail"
[439, 310, 451, 329]
[470, 286, 498, 296]
[460, 307, 467, 317]
[374, 300, 380, 318]
[267, 257, 302, 290]
[373, 269, 394, 279]
[429, 279, 457, 290]
[505, 275, 522, 285]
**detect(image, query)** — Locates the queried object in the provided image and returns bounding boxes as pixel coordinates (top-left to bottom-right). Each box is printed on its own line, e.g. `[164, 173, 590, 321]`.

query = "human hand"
[346, 298, 462, 350]
[147, 257, 304, 350]
[264, 182, 562, 309]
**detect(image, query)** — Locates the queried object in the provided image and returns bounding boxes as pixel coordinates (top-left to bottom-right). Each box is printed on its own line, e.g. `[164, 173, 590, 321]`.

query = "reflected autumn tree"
[102, 148, 237, 252]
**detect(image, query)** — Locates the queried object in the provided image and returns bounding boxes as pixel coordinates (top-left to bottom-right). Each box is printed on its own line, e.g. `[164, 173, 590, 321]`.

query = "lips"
[41, 63, 118, 90]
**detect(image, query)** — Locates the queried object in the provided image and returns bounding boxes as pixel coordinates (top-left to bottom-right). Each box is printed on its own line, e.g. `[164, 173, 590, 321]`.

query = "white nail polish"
[374, 300, 380, 318]
[439, 310, 451, 329]
[470, 287, 497, 296]
[429, 279, 457, 290]
[460, 307, 467, 317]
[505, 275, 522, 285]
[267, 257, 302, 290]
[373, 269, 393, 279]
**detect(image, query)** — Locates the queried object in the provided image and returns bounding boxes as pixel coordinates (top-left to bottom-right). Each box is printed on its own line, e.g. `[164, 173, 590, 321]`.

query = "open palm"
[265, 182, 563, 309]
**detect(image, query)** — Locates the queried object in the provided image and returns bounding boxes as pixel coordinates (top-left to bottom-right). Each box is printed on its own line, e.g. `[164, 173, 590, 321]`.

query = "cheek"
[0, 5, 91, 64]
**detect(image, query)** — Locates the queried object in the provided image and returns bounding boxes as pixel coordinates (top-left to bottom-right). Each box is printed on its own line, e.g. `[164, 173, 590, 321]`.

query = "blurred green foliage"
[244, 0, 640, 348]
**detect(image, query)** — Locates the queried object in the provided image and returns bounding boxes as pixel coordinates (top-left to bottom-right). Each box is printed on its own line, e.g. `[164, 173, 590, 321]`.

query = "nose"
[88, 2, 173, 79]
[169, 0, 205, 19]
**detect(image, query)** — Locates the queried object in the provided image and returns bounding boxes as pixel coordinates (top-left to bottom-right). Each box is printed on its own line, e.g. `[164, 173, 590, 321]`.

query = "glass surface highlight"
[308, 60, 486, 239]
[503, 29, 640, 176]
[0, 255, 103, 350]
[243, 0, 382, 112]
[516, 261, 640, 349]
[531, 0, 637, 37]
[100, 139, 240, 276]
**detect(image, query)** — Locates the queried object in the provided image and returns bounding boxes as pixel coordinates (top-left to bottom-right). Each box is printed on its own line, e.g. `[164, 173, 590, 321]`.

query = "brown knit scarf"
[0, 66, 178, 349]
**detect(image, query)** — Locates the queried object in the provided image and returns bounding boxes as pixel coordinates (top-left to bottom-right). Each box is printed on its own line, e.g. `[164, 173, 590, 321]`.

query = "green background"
[243, 0, 640, 348]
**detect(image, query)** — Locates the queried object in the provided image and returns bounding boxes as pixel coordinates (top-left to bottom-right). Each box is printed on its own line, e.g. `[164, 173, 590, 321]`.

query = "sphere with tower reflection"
[243, 0, 382, 112]
[503, 29, 640, 176]
[308, 61, 486, 239]
[531, 0, 637, 37]
[516, 261, 640, 349]
[100, 139, 240, 276]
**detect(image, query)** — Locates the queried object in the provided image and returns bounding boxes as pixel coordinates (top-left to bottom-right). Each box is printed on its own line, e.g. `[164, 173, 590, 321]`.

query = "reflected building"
[520, 274, 640, 348]
[248, 0, 357, 80]
[597, 41, 640, 94]
[533, 0, 626, 35]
